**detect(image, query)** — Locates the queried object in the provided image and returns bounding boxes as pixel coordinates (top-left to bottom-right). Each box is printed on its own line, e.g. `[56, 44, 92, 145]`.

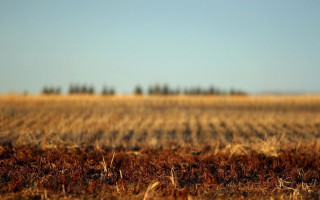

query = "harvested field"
[1, 95, 320, 199]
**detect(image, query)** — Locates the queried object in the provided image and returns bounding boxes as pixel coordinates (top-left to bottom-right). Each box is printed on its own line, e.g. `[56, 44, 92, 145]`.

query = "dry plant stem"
[143, 182, 159, 200]
[171, 167, 176, 189]
[102, 156, 107, 173]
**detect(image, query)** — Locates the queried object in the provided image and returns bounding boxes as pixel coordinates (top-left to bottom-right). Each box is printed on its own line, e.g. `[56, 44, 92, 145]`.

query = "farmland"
[1, 95, 320, 199]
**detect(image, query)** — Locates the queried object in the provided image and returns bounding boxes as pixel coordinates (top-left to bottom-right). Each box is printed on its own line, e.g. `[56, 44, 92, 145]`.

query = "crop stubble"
[1, 95, 320, 199]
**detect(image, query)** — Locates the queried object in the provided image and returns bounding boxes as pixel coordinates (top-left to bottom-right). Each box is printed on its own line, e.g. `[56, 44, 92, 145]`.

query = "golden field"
[1, 95, 320, 199]
[1, 95, 320, 152]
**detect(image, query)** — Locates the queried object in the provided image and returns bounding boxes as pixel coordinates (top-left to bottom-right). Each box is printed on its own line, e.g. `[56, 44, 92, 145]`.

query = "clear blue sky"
[0, 0, 319, 94]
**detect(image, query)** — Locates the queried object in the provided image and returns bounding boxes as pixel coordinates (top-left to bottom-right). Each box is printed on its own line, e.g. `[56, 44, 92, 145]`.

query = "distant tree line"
[146, 84, 181, 95]
[229, 88, 247, 96]
[41, 84, 246, 96]
[42, 84, 115, 95]
[136, 84, 247, 96]
[42, 86, 61, 95]
[68, 84, 95, 94]
[101, 86, 115, 96]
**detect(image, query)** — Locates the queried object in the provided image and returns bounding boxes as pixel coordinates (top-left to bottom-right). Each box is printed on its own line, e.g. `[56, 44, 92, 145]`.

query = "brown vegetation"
[0, 95, 320, 199]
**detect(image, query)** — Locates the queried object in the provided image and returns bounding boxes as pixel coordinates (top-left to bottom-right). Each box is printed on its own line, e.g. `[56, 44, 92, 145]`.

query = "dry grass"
[0, 95, 320, 199]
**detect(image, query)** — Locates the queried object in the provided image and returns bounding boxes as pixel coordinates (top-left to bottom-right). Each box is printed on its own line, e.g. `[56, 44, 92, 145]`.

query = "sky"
[0, 0, 319, 94]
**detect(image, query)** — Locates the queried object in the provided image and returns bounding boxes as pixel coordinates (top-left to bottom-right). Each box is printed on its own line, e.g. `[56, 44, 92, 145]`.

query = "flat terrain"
[1, 95, 320, 199]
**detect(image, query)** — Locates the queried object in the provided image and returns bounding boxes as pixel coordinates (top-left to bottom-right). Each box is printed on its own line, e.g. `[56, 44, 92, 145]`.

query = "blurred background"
[0, 0, 319, 95]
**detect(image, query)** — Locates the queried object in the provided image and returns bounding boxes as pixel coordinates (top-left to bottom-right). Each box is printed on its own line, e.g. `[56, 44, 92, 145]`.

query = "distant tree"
[230, 88, 247, 96]
[154, 84, 161, 95]
[69, 84, 95, 94]
[173, 88, 181, 95]
[109, 88, 115, 95]
[50, 88, 53, 94]
[162, 84, 169, 95]
[80, 85, 88, 94]
[230, 88, 237, 95]
[195, 87, 202, 95]
[43, 86, 61, 95]
[208, 86, 215, 95]
[88, 86, 95, 94]
[75, 85, 80, 94]
[69, 84, 77, 94]
[102, 86, 109, 95]
[148, 87, 153, 95]
[183, 88, 189, 95]
[68, 85, 73, 94]
[134, 85, 143, 95]
[42, 86, 49, 94]
[102, 86, 115, 95]
[55, 87, 61, 94]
